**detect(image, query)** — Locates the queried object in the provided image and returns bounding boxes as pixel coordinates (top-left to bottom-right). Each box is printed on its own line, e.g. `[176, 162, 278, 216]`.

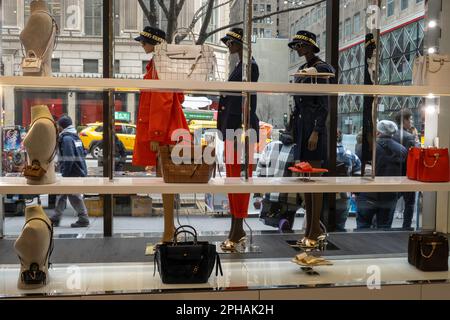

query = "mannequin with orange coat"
[133, 27, 189, 242]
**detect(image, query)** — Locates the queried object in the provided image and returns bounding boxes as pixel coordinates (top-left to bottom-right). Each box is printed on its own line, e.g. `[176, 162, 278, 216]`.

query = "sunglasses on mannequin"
[292, 42, 305, 50]
[226, 39, 236, 47]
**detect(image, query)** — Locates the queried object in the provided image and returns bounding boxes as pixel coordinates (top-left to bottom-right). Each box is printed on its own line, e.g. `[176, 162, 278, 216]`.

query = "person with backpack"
[50, 115, 89, 228]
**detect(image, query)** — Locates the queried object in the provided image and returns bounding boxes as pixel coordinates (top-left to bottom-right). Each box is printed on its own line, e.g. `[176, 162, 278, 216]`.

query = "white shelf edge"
[1, 76, 450, 97]
[0, 177, 449, 195]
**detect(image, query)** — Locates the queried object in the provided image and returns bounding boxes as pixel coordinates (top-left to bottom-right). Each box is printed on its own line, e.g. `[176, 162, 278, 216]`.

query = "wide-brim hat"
[288, 30, 320, 53]
[135, 26, 166, 46]
[221, 28, 244, 45]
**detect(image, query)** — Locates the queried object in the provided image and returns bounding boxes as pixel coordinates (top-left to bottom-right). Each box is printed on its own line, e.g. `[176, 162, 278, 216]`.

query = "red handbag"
[406, 148, 421, 180]
[407, 148, 450, 182]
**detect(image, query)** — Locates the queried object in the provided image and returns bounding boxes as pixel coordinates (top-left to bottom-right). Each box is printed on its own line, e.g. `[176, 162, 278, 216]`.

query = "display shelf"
[1, 76, 450, 96]
[0, 176, 449, 195]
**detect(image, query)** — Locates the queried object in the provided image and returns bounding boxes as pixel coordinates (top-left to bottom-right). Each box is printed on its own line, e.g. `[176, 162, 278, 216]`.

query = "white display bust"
[14, 205, 53, 290]
[20, 0, 56, 77]
[23, 105, 58, 185]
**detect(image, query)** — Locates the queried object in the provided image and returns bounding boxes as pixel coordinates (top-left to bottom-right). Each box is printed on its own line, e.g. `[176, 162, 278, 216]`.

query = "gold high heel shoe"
[298, 238, 319, 249]
[220, 236, 247, 252]
[296, 237, 307, 246]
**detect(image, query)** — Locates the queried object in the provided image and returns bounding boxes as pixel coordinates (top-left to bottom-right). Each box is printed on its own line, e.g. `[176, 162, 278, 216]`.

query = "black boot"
[71, 217, 89, 228]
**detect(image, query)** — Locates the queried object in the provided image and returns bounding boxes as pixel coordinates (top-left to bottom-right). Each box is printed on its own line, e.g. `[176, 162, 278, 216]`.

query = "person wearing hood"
[50, 115, 89, 228]
[356, 120, 407, 229]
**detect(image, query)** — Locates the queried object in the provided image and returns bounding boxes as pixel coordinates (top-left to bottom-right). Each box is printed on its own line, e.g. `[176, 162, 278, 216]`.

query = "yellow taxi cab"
[79, 122, 136, 159]
[188, 120, 217, 146]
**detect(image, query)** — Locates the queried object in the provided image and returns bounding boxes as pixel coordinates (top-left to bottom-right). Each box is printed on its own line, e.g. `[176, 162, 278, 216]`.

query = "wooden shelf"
[0, 176, 449, 195]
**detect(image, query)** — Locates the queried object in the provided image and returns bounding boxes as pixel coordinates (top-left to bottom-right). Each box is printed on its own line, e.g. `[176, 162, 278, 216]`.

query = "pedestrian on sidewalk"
[50, 115, 90, 228]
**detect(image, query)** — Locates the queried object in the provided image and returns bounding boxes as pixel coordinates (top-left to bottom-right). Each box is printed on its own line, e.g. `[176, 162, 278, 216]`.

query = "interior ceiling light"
[428, 47, 436, 54]
[428, 20, 437, 28]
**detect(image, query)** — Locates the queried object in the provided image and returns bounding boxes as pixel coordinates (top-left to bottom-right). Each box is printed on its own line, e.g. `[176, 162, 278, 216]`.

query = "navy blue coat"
[218, 59, 260, 142]
[58, 131, 88, 178]
[375, 135, 408, 177]
[293, 57, 335, 161]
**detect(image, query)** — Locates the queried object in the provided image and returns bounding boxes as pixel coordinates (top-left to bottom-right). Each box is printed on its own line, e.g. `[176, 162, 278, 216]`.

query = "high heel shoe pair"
[220, 236, 247, 252]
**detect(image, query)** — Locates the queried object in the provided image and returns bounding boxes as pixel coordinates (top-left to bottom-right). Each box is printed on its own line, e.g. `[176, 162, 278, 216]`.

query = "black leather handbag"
[154, 225, 223, 284]
[408, 231, 449, 272]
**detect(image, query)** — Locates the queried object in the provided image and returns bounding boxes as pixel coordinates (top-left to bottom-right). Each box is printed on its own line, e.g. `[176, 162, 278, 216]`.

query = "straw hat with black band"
[288, 30, 320, 54]
[135, 26, 166, 45]
[221, 27, 244, 46]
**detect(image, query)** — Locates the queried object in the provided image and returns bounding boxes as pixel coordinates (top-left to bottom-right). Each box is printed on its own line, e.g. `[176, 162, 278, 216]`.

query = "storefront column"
[127, 93, 136, 123]
[424, 0, 450, 233]
[438, 0, 450, 234]
[68, 92, 77, 126]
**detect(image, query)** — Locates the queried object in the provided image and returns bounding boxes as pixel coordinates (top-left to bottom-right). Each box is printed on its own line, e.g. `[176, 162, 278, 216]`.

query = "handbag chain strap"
[427, 55, 450, 74]
[422, 151, 440, 168]
[420, 242, 438, 259]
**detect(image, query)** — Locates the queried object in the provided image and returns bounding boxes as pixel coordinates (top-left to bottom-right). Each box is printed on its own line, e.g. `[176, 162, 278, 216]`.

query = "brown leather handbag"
[408, 231, 449, 272]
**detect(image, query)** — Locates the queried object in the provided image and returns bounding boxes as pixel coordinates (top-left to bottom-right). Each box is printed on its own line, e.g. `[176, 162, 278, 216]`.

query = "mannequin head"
[289, 30, 320, 61]
[135, 26, 165, 55]
[30, 104, 53, 122]
[221, 28, 244, 56]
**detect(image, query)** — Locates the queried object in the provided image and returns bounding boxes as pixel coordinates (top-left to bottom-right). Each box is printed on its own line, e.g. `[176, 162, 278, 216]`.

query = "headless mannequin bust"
[20, 0, 56, 77]
[14, 205, 53, 289]
[23, 105, 57, 185]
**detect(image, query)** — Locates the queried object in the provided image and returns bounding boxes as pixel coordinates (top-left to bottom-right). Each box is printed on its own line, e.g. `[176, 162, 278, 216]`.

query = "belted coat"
[132, 60, 189, 166]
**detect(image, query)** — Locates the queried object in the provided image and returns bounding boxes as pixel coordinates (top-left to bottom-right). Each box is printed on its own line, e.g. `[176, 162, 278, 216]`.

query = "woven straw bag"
[153, 30, 218, 81]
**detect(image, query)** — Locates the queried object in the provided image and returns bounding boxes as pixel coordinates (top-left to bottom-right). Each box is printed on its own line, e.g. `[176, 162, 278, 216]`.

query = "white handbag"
[412, 54, 450, 86]
[153, 31, 218, 81]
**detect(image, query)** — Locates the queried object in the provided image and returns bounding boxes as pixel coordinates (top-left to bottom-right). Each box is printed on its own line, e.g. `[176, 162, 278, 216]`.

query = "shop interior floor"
[0, 231, 418, 265]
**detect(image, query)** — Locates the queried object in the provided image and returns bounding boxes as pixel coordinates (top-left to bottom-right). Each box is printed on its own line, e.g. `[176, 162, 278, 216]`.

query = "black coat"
[375, 136, 408, 177]
[218, 59, 260, 142]
[293, 57, 335, 161]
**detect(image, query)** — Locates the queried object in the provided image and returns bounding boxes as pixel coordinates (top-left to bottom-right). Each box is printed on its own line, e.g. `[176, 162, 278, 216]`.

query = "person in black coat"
[393, 109, 420, 229]
[357, 120, 408, 229]
[288, 30, 335, 248]
[218, 28, 260, 251]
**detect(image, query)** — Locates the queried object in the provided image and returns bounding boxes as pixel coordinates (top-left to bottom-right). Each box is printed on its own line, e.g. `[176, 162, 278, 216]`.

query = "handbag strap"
[427, 55, 449, 74]
[172, 28, 197, 45]
[174, 225, 199, 244]
[28, 117, 59, 170]
[18, 217, 54, 271]
[420, 242, 438, 259]
[422, 150, 441, 168]
[215, 253, 223, 277]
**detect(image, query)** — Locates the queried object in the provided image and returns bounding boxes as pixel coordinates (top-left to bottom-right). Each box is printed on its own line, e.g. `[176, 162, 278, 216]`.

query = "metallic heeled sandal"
[220, 236, 247, 252]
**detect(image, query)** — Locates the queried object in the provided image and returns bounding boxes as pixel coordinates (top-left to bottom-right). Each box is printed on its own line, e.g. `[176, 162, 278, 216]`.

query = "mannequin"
[23, 105, 57, 185]
[133, 27, 189, 242]
[20, 0, 56, 77]
[288, 31, 335, 249]
[14, 205, 53, 289]
[217, 28, 260, 251]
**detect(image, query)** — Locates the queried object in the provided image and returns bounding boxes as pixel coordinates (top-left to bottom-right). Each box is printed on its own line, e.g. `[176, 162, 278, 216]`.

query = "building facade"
[286, 0, 425, 134]
[1, 0, 231, 127]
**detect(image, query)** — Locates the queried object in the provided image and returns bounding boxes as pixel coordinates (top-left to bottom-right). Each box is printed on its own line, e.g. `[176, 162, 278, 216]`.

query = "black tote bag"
[154, 225, 223, 284]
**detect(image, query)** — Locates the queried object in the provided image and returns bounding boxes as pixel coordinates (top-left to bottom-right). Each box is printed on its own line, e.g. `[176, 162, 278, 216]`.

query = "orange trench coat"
[132, 60, 189, 167]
